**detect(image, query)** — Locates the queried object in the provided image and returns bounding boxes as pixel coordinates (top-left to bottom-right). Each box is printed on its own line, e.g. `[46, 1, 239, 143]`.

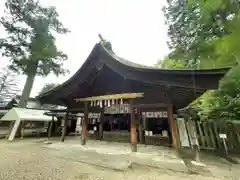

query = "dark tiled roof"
[36, 42, 230, 109]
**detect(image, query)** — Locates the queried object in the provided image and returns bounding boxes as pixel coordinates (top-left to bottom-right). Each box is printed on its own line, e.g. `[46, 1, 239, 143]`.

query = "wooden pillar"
[81, 102, 88, 145]
[60, 113, 68, 142]
[130, 100, 137, 152]
[48, 116, 54, 139]
[99, 106, 104, 140]
[167, 104, 177, 148]
[138, 112, 144, 144]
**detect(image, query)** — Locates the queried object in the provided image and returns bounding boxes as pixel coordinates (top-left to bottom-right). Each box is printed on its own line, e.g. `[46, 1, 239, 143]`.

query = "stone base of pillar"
[131, 143, 137, 152]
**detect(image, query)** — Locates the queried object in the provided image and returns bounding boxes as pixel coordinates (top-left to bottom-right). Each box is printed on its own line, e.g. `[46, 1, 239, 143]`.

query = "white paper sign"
[143, 111, 168, 118]
[219, 134, 227, 139]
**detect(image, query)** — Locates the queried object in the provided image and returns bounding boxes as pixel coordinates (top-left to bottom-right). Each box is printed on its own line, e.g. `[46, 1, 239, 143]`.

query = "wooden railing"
[193, 121, 240, 152]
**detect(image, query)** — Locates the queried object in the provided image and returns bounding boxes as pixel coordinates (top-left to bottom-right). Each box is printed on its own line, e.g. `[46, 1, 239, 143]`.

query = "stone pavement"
[43, 139, 207, 174]
[0, 138, 239, 179]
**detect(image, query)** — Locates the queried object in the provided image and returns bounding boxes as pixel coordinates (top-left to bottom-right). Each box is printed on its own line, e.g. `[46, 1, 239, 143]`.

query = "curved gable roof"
[36, 42, 230, 104]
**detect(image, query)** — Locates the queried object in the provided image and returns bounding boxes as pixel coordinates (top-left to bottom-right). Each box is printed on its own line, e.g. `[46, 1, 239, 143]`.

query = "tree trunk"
[18, 62, 38, 108]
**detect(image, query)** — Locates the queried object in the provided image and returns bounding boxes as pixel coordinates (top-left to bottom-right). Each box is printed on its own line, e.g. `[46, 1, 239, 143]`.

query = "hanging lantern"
[112, 99, 115, 105]
[97, 100, 100, 106]
[100, 100, 103, 108]
[90, 101, 93, 106]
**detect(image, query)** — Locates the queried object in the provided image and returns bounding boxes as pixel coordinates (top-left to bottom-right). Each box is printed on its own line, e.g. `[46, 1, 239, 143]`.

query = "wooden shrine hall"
[36, 40, 229, 152]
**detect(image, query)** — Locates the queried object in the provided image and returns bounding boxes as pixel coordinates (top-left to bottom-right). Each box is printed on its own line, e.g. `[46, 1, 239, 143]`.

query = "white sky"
[0, 0, 169, 97]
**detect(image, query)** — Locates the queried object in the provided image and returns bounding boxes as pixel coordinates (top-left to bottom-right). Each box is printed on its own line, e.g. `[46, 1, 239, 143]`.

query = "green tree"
[155, 56, 186, 69]
[0, 0, 69, 108]
[38, 83, 59, 95]
[198, 66, 240, 120]
[0, 67, 20, 103]
[163, 0, 240, 121]
[163, 0, 240, 68]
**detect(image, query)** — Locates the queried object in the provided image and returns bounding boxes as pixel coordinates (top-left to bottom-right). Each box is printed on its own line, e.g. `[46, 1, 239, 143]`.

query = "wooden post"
[167, 104, 177, 148]
[197, 121, 205, 148]
[203, 122, 211, 147]
[213, 122, 221, 148]
[130, 100, 137, 152]
[208, 122, 216, 149]
[138, 112, 144, 144]
[60, 113, 68, 142]
[81, 102, 88, 145]
[99, 106, 104, 140]
[48, 116, 54, 139]
[192, 120, 201, 161]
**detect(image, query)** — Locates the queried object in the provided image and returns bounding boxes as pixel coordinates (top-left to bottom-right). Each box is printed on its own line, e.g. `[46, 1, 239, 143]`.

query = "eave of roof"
[36, 42, 230, 101]
[102, 44, 230, 75]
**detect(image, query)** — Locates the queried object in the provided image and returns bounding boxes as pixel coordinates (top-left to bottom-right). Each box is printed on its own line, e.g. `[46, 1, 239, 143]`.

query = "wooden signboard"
[104, 104, 129, 114]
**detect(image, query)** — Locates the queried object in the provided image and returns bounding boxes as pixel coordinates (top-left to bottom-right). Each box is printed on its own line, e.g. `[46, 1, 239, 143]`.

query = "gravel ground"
[0, 139, 239, 180]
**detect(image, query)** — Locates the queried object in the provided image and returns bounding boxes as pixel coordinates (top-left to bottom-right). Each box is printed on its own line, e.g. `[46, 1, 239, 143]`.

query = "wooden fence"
[193, 121, 240, 152]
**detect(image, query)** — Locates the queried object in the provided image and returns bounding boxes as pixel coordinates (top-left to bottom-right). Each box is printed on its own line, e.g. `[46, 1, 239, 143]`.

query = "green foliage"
[198, 66, 240, 120]
[39, 83, 59, 95]
[164, 0, 240, 68]
[0, 0, 70, 76]
[155, 56, 186, 69]
[0, 67, 20, 102]
[163, 0, 240, 121]
[0, 0, 69, 107]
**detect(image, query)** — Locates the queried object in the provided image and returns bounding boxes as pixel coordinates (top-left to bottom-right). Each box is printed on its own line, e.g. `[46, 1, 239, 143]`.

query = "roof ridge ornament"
[98, 34, 113, 52]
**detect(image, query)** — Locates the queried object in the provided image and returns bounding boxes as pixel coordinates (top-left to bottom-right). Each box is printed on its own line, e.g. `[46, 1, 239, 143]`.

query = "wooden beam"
[130, 100, 137, 152]
[132, 103, 167, 109]
[81, 102, 89, 145]
[50, 108, 85, 113]
[75, 93, 144, 102]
